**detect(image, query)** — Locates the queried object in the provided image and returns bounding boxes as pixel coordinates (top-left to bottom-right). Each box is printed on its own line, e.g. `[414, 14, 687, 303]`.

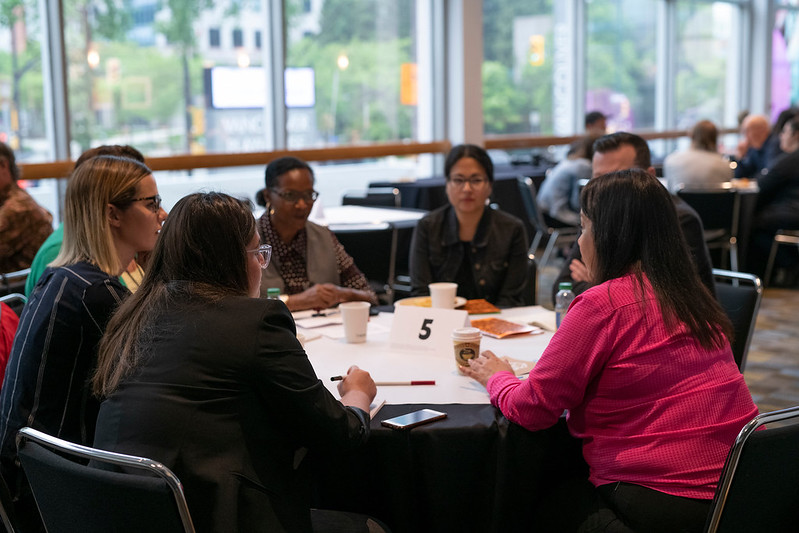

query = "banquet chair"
[342, 187, 402, 208]
[517, 177, 578, 268]
[0, 269, 29, 300]
[16, 427, 195, 533]
[712, 269, 761, 372]
[0, 294, 26, 319]
[704, 405, 799, 533]
[333, 223, 399, 304]
[677, 185, 740, 271]
[764, 229, 799, 287]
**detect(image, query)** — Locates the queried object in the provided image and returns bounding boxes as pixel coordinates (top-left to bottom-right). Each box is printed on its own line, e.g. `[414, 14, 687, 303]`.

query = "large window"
[774, 4, 799, 121]
[674, 2, 738, 128]
[482, 0, 555, 135]
[285, 0, 419, 148]
[586, 0, 657, 131]
[0, 1, 47, 162]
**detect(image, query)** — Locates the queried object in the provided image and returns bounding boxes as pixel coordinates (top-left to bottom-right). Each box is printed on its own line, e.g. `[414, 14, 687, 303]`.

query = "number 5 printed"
[418, 318, 433, 340]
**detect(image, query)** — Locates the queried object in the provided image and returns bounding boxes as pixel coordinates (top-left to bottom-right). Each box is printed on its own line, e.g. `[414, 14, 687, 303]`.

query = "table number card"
[389, 306, 469, 354]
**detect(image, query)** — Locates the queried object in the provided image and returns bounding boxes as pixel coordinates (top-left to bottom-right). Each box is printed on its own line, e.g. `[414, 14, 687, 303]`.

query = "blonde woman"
[0, 155, 166, 529]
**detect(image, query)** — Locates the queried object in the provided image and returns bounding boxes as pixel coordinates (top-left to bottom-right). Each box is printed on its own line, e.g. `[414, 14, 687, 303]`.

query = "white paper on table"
[311, 320, 390, 341]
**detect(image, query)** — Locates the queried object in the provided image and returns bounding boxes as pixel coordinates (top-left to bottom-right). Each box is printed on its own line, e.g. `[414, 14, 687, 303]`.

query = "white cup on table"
[429, 282, 458, 309]
[339, 301, 371, 343]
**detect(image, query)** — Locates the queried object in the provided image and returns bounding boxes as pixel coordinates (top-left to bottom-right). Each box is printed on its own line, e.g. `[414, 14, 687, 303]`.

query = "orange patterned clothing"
[0, 184, 53, 273]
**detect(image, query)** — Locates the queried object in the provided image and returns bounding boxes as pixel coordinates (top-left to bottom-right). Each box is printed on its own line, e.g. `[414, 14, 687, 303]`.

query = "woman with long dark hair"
[462, 169, 758, 532]
[92, 192, 377, 532]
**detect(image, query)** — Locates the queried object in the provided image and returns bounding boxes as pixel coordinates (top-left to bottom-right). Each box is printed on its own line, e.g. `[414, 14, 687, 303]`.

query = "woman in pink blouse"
[462, 169, 758, 533]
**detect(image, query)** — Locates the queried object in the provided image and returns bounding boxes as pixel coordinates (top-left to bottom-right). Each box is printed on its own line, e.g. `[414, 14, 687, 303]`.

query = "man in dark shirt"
[552, 132, 715, 303]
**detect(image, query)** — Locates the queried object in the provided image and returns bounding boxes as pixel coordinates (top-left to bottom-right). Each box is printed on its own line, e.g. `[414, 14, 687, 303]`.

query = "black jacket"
[410, 205, 530, 307]
[93, 295, 369, 533]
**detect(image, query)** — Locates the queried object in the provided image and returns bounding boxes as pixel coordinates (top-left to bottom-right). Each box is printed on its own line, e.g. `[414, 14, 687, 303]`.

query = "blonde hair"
[52, 155, 152, 276]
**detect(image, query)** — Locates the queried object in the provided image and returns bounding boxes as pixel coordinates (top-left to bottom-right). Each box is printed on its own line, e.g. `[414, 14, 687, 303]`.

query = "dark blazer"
[92, 295, 369, 533]
[552, 197, 715, 303]
[409, 204, 530, 307]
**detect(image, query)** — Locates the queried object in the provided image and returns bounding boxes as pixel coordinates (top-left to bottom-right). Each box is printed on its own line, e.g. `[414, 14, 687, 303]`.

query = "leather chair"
[704, 405, 799, 533]
[712, 269, 762, 371]
[677, 185, 740, 271]
[764, 229, 799, 287]
[516, 177, 578, 268]
[16, 427, 195, 533]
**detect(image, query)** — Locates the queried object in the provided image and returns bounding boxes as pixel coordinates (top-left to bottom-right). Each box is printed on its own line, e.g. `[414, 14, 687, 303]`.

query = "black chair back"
[333, 224, 398, 303]
[0, 294, 26, 319]
[16, 427, 195, 533]
[705, 405, 799, 533]
[677, 187, 740, 270]
[342, 187, 401, 208]
[516, 177, 578, 267]
[712, 269, 762, 371]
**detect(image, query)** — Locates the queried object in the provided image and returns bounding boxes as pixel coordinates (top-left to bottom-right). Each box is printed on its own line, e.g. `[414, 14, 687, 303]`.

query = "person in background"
[0, 155, 166, 530]
[92, 192, 380, 532]
[463, 169, 758, 533]
[256, 157, 377, 311]
[0, 142, 53, 274]
[410, 144, 530, 307]
[585, 111, 608, 137]
[537, 136, 594, 226]
[764, 107, 799, 165]
[553, 132, 714, 303]
[664, 119, 733, 193]
[25, 145, 148, 296]
[745, 114, 799, 277]
[734, 114, 772, 179]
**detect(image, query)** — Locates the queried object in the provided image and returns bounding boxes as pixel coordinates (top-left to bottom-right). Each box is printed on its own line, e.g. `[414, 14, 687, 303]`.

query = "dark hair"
[585, 111, 606, 128]
[784, 115, 799, 136]
[580, 169, 732, 349]
[773, 107, 798, 134]
[265, 156, 314, 189]
[93, 192, 256, 397]
[444, 144, 494, 183]
[593, 132, 652, 170]
[74, 145, 145, 170]
[690, 120, 718, 152]
[0, 142, 19, 181]
[567, 136, 595, 161]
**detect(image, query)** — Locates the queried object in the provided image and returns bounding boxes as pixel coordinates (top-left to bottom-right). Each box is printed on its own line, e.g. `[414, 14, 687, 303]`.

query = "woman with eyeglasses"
[92, 192, 379, 532]
[256, 156, 377, 311]
[410, 144, 530, 306]
[0, 155, 166, 529]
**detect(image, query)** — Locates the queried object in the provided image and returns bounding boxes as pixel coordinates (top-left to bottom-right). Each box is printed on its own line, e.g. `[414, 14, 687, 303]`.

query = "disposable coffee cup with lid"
[452, 327, 481, 372]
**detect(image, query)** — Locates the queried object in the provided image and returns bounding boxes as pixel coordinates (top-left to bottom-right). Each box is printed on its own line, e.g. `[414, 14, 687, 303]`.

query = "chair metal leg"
[540, 230, 559, 268]
[764, 238, 780, 288]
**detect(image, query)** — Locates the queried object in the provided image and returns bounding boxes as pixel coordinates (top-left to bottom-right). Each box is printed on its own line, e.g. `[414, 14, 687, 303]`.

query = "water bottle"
[266, 288, 281, 300]
[555, 282, 575, 329]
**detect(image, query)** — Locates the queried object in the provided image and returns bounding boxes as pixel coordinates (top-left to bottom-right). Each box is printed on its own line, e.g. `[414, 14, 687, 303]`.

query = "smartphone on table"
[381, 409, 447, 430]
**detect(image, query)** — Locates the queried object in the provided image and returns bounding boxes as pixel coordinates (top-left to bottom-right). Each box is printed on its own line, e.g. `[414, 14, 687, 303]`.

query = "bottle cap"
[558, 282, 573, 291]
[266, 288, 280, 298]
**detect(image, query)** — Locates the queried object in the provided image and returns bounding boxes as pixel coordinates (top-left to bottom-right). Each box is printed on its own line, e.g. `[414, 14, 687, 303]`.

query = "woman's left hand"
[459, 350, 514, 387]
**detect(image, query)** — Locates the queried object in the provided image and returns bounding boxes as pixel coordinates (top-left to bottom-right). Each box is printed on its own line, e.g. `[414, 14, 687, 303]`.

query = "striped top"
[0, 261, 128, 492]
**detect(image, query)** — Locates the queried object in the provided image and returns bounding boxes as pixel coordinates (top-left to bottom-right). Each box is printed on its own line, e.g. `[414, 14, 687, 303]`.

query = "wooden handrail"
[18, 128, 739, 181]
[19, 140, 453, 181]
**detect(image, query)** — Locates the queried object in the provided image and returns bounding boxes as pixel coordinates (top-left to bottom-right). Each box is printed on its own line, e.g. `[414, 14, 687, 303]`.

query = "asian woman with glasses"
[92, 192, 381, 532]
[0, 154, 166, 530]
[256, 156, 377, 311]
[409, 144, 530, 306]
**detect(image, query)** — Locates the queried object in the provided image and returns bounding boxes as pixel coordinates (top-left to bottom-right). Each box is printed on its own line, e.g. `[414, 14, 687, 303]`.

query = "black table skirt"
[311, 403, 587, 533]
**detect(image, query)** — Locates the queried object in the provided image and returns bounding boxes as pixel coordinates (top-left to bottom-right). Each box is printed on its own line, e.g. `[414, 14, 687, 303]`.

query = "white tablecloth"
[298, 306, 556, 405]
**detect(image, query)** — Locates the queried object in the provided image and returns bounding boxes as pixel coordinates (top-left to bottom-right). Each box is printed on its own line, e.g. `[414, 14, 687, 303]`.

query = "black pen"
[330, 375, 344, 381]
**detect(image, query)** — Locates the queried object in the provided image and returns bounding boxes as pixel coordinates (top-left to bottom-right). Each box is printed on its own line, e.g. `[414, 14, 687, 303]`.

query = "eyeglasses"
[272, 189, 319, 204]
[247, 244, 272, 269]
[447, 177, 488, 189]
[132, 194, 162, 213]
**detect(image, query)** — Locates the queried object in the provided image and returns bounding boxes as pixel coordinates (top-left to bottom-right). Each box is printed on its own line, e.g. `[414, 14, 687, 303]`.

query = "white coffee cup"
[339, 301, 371, 343]
[452, 327, 481, 373]
[429, 282, 458, 309]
